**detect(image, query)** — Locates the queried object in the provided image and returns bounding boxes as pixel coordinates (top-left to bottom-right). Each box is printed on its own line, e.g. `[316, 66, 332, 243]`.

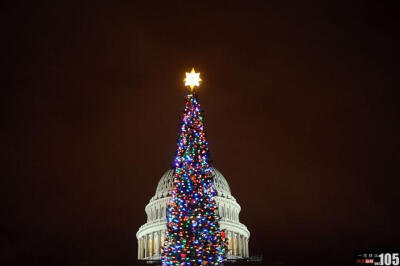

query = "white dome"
[155, 167, 231, 197]
[137, 167, 250, 260]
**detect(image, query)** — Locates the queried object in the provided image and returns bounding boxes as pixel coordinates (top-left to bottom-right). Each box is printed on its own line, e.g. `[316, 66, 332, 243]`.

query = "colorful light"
[161, 84, 226, 265]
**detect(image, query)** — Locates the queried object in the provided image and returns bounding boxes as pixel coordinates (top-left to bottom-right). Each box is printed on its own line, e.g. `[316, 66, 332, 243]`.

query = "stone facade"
[136, 168, 250, 260]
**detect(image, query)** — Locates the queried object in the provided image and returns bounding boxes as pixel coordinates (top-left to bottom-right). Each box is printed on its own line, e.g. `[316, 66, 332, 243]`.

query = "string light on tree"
[161, 68, 226, 265]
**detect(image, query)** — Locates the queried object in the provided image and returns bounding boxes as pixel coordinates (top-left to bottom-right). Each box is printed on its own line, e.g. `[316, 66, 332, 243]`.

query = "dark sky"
[1, 1, 399, 265]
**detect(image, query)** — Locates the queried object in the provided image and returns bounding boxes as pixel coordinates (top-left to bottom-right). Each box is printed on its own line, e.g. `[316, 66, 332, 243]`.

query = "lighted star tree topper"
[184, 68, 202, 91]
[161, 68, 226, 265]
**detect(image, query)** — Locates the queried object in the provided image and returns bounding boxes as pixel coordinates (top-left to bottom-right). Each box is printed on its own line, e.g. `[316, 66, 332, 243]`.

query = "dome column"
[242, 235, 246, 257]
[141, 237, 145, 259]
[242, 237, 246, 257]
[160, 230, 164, 252]
[144, 235, 148, 258]
[246, 238, 249, 257]
[148, 234, 151, 257]
[236, 233, 239, 256]
[231, 231, 235, 255]
[138, 238, 141, 259]
[238, 235, 242, 257]
[233, 233, 237, 256]
[236, 234, 240, 256]
[239, 235, 243, 257]
[139, 237, 144, 259]
[155, 230, 160, 256]
[228, 231, 232, 255]
[230, 232, 232, 255]
[150, 232, 154, 257]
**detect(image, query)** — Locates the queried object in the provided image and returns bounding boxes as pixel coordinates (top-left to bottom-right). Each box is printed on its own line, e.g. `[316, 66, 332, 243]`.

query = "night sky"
[2, 2, 399, 265]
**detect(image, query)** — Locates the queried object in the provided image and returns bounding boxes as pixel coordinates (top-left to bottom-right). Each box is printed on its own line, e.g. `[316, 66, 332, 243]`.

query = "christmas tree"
[161, 69, 226, 265]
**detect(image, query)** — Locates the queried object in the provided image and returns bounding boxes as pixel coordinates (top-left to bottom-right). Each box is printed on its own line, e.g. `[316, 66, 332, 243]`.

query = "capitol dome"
[136, 167, 250, 261]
